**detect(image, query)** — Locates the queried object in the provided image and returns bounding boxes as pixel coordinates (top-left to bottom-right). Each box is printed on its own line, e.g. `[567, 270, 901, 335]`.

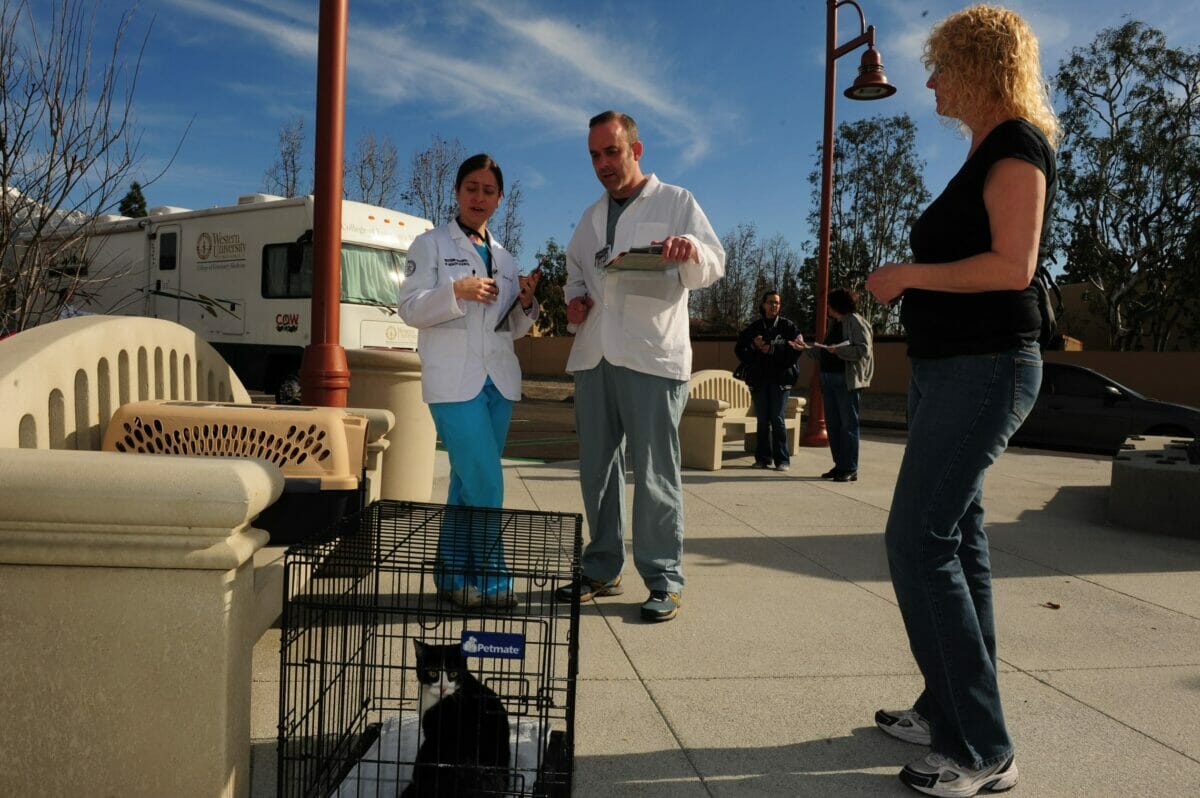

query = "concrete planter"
[346, 347, 436, 502]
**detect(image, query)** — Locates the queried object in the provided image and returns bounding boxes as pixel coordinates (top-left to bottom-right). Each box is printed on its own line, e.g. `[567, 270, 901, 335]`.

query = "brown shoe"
[555, 574, 623, 602]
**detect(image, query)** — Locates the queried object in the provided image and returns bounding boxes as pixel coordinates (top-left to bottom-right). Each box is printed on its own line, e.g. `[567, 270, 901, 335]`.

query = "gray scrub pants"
[573, 358, 688, 593]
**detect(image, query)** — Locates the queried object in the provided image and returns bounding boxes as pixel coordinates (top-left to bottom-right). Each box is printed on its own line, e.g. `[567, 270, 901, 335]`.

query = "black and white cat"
[402, 639, 511, 798]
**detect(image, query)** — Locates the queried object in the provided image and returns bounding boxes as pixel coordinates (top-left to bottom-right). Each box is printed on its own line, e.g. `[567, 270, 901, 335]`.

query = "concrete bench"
[0, 315, 391, 797]
[1109, 435, 1200, 540]
[679, 369, 805, 470]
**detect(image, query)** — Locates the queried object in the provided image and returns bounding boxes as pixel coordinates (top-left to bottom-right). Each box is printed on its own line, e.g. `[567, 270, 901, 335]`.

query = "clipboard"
[605, 244, 672, 271]
[493, 265, 542, 331]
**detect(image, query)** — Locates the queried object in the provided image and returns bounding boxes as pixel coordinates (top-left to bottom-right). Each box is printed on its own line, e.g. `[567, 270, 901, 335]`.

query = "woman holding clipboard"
[398, 153, 540, 609]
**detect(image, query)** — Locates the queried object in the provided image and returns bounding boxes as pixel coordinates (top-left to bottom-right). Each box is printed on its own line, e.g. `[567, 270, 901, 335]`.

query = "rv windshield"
[341, 243, 405, 306]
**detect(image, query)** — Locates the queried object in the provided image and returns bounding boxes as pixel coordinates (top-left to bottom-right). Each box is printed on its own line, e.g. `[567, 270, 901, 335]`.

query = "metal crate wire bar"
[279, 501, 582, 798]
[278, 509, 385, 797]
[363, 502, 580, 580]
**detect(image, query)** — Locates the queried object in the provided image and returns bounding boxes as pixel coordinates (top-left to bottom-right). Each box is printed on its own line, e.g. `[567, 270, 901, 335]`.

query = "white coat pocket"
[622, 293, 677, 352]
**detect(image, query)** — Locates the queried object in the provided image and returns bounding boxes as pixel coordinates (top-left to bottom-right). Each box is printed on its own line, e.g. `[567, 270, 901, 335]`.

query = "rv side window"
[158, 232, 178, 271]
[262, 243, 313, 298]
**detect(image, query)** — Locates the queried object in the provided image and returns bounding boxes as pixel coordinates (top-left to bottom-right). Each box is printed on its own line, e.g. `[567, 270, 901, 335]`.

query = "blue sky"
[92, 0, 1200, 267]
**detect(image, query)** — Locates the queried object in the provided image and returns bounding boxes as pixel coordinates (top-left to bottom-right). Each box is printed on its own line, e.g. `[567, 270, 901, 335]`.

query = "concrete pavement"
[250, 431, 1200, 796]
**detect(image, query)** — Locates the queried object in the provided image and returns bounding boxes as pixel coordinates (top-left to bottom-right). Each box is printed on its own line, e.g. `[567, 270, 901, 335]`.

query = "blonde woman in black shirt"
[865, 5, 1058, 796]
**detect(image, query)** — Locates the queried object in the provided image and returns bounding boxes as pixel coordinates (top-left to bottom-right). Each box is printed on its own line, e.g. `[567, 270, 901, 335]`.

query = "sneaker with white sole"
[875, 708, 932, 745]
[438, 585, 484, 609]
[899, 752, 1018, 797]
[481, 590, 520, 610]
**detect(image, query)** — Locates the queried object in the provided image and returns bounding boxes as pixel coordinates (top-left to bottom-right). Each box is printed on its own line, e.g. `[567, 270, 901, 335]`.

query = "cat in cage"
[403, 639, 511, 797]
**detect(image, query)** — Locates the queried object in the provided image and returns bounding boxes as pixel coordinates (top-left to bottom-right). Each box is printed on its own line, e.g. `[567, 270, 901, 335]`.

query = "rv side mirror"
[286, 243, 304, 274]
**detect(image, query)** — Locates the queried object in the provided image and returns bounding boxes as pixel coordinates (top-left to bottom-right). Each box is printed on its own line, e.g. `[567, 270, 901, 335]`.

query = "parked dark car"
[1010, 362, 1200, 454]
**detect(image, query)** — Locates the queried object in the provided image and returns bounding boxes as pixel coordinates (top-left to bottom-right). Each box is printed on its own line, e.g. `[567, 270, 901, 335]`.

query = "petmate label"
[461, 631, 526, 660]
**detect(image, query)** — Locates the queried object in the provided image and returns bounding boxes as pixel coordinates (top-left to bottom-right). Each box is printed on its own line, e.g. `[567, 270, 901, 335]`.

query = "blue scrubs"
[427, 377, 513, 596]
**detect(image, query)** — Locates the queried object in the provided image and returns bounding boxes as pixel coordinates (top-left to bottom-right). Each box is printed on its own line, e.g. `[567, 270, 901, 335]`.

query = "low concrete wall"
[516, 337, 1200, 407]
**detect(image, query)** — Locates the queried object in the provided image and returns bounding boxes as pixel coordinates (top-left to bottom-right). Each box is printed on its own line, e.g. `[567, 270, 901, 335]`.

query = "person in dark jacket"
[735, 290, 801, 470]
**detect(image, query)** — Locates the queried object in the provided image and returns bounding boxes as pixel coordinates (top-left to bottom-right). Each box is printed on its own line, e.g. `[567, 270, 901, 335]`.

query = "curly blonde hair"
[924, 5, 1059, 147]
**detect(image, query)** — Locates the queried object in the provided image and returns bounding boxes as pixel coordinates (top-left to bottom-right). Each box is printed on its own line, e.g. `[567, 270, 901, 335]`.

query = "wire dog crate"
[278, 500, 582, 797]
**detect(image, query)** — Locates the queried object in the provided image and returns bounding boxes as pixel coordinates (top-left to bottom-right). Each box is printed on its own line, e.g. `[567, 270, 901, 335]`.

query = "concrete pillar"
[346, 348, 436, 502]
[0, 449, 283, 798]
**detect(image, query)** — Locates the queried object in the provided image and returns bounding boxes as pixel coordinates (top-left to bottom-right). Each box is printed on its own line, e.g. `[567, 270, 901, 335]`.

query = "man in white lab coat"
[555, 110, 725, 622]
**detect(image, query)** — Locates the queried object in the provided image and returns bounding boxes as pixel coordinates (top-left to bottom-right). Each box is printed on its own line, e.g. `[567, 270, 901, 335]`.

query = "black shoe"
[821, 468, 840, 479]
[833, 471, 858, 482]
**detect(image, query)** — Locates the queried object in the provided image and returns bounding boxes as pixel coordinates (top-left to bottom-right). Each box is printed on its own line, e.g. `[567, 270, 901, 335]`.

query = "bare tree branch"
[345, 129, 400, 207]
[263, 117, 307, 198]
[400, 134, 464, 226]
[0, 0, 162, 333]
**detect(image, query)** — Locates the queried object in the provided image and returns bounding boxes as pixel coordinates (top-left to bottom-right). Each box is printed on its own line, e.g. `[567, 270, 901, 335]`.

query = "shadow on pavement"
[574, 726, 915, 797]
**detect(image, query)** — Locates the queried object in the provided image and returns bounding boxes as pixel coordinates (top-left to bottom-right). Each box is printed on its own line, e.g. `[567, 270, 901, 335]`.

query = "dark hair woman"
[865, 5, 1058, 794]
[398, 153, 541, 610]
[734, 290, 801, 470]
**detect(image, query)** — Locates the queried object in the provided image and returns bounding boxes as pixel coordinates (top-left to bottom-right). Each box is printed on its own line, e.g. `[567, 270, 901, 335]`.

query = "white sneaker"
[439, 585, 484, 608]
[875, 708, 932, 745]
[899, 752, 1018, 797]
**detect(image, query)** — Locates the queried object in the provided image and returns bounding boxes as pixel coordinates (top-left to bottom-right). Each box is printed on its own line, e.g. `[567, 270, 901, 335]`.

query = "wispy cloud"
[163, 0, 719, 168]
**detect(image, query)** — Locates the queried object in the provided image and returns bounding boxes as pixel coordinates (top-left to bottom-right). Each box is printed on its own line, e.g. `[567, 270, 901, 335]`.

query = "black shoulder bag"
[1033, 265, 1064, 350]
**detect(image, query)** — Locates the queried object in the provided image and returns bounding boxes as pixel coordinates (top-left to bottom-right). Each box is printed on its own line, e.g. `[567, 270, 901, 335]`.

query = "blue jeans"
[819, 371, 861, 473]
[885, 344, 1041, 769]
[750, 384, 792, 466]
[574, 359, 688, 593]
[428, 379, 514, 597]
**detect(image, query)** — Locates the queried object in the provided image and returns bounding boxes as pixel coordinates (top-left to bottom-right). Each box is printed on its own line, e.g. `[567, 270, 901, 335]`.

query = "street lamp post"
[300, 0, 350, 407]
[802, 0, 896, 446]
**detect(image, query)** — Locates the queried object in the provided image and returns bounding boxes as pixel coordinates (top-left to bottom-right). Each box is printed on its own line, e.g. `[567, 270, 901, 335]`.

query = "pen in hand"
[455, 269, 499, 303]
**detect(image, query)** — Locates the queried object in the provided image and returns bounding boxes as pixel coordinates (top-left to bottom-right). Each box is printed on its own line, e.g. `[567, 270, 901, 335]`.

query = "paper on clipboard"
[605, 245, 672, 271]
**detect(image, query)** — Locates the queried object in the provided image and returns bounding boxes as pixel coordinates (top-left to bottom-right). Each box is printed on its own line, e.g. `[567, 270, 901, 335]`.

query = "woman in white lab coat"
[398, 153, 540, 609]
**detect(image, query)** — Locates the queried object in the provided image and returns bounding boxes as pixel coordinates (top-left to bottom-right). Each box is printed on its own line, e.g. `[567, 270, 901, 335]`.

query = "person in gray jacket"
[792, 288, 874, 481]
[553, 110, 725, 622]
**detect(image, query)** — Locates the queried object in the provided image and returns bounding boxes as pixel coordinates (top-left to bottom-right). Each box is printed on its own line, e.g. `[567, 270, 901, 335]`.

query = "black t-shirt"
[901, 119, 1056, 358]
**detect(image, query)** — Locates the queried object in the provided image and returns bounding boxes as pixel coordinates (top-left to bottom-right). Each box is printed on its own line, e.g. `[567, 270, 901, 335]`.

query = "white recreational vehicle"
[73, 194, 433, 401]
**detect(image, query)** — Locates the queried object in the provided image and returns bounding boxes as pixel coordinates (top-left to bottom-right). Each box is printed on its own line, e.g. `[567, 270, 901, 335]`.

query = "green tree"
[1054, 21, 1200, 351]
[533, 238, 568, 336]
[118, 181, 147, 217]
[807, 114, 929, 333]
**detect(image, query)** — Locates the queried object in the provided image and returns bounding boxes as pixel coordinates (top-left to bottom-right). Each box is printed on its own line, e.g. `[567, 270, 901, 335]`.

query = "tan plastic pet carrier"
[103, 400, 370, 543]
